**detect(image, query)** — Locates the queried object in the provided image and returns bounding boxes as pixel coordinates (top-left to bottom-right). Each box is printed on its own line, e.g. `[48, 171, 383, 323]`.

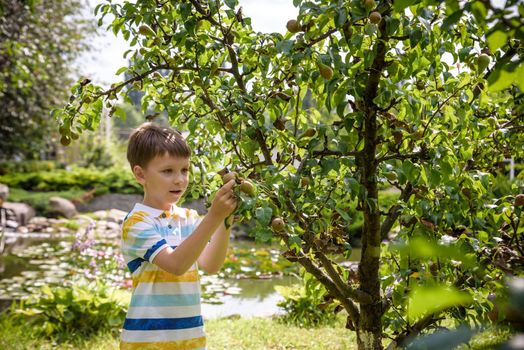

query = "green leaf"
[255, 206, 273, 226]
[115, 66, 127, 75]
[224, 0, 237, 9]
[408, 285, 473, 322]
[487, 30, 508, 53]
[487, 64, 517, 92]
[394, 0, 420, 12]
[442, 10, 463, 30]
[113, 106, 126, 120]
[276, 40, 294, 54]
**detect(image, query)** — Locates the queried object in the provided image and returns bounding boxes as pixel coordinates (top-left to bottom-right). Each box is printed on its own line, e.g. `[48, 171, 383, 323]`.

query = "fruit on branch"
[363, 0, 376, 11]
[369, 11, 382, 24]
[477, 53, 490, 73]
[222, 171, 238, 184]
[138, 25, 156, 37]
[318, 62, 334, 80]
[384, 172, 397, 181]
[302, 128, 317, 138]
[273, 117, 286, 131]
[271, 217, 285, 232]
[300, 176, 311, 187]
[60, 135, 71, 146]
[239, 180, 256, 197]
[286, 19, 301, 33]
[515, 194, 524, 207]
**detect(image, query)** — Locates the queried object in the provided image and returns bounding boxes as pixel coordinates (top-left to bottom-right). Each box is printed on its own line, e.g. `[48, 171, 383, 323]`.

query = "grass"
[206, 315, 355, 350]
[0, 314, 354, 350]
[0, 312, 515, 350]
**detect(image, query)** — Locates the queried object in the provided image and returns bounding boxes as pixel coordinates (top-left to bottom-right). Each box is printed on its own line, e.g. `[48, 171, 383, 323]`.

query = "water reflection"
[202, 276, 298, 319]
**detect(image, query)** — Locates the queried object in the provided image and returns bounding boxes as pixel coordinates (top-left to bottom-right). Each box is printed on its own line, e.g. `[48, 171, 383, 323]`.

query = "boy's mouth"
[170, 190, 182, 195]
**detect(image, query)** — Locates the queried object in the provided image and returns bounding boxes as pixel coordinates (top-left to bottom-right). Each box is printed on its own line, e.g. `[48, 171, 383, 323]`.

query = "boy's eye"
[182, 168, 189, 174]
[162, 169, 173, 173]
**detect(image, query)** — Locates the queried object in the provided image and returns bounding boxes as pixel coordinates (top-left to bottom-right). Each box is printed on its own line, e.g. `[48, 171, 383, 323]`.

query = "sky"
[78, 0, 298, 85]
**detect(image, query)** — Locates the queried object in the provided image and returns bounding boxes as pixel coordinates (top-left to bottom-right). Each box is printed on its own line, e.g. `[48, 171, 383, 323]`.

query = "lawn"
[0, 312, 513, 350]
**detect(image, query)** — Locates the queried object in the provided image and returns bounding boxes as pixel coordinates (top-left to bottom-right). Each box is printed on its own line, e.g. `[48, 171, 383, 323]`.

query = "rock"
[91, 209, 127, 223]
[29, 216, 50, 226]
[2, 202, 35, 226]
[76, 193, 142, 213]
[0, 183, 8, 201]
[48, 196, 77, 219]
[72, 214, 96, 226]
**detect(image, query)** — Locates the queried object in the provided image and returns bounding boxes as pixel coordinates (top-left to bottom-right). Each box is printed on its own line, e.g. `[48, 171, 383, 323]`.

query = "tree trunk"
[356, 10, 389, 349]
[356, 107, 383, 349]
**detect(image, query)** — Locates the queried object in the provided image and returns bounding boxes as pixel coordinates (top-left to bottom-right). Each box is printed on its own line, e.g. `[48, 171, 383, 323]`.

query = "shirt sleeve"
[188, 209, 203, 232]
[121, 211, 169, 263]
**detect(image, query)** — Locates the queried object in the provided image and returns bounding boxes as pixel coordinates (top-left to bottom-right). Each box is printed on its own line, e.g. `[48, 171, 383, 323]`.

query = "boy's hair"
[127, 122, 191, 168]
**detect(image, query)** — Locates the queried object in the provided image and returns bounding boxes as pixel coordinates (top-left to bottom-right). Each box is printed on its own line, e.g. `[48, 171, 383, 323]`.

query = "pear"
[273, 117, 286, 131]
[60, 135, 71, 146]
[271, 217, 285, 232]
[239, 180, 256, 197]
[138, 25, 156, 37]
[369, 11, 382, 24]
[286, 19, 301, 33]
[515, 194, 524, 207]
[318, 62, 334, 80]
[477, 53, 490, 73]
[363, 0, 376, 11]
[300, 176, 311, 187]
[301, 128, 317, 138]
[222, 171, 238, 184]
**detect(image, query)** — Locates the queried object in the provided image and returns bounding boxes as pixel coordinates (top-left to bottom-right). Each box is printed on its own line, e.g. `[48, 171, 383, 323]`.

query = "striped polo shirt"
[120, 203, 205, 350]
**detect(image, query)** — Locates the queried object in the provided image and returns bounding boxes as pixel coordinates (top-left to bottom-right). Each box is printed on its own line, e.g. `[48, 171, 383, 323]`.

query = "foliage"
[56, 0, 524, 349]
[9, 279, 127, 339]
[0, 0, 94, 160]
[0, 160, 59, 175]
[0, 166, 141, 194]
[276, 272, 340, 327]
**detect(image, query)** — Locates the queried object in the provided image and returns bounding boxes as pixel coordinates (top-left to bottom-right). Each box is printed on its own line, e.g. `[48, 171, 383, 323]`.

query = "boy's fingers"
[218, 179, 235, 195]
[224, 179, 236, 189]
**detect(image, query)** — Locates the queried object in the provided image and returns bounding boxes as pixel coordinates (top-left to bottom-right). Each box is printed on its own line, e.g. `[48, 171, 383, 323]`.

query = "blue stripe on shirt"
[123, 315, 203, 331]
[127, 257, 145, 274]
[143, 239, 167, 261]
[130, 293, 200, 307]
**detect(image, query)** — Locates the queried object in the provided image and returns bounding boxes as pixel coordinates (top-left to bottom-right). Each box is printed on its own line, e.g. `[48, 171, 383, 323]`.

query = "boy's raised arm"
[152, 180, 237, 275]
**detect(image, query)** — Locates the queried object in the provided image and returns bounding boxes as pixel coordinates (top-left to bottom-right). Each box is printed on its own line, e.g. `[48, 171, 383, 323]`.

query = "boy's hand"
[208, 179, 237, 221]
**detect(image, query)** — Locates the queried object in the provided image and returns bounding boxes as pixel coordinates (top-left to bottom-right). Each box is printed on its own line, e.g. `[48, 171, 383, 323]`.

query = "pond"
[0, 231, 361, 318]
[0, 232, 301, 318]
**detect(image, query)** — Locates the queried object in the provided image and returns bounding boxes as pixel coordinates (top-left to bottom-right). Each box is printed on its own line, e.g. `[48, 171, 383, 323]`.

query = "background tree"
[0, 0, 94, 160]
[58, 0, 524, 349]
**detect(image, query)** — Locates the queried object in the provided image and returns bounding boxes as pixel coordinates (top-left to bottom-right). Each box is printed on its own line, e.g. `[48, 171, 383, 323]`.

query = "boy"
[120, 122, 237, 350]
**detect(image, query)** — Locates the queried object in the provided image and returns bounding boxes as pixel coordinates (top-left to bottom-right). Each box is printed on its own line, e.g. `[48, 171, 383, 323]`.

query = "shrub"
[0, 160, 59, 175]
[276, 272, 339, 328]
[10, 279, 128, 339]
[0, 166, 141, 194]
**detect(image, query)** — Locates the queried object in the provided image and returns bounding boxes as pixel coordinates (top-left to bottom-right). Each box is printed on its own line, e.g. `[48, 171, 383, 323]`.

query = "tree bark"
[356, 8, 389, 349]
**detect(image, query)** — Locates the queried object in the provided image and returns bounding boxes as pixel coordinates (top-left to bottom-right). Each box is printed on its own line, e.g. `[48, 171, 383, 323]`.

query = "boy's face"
[133, 152, 190, 210]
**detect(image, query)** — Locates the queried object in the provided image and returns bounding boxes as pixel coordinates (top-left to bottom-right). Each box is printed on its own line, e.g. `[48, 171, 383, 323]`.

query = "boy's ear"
[132, 165, 146, 185]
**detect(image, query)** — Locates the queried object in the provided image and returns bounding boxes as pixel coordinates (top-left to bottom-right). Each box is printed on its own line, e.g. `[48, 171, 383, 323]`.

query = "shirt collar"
[133, 203, 183, 219]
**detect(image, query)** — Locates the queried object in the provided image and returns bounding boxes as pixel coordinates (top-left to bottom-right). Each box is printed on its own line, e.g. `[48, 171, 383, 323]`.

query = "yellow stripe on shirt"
[133, 269, 199, 288]
[120, 336, 206, 350]
[122, 211, 149, 240]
